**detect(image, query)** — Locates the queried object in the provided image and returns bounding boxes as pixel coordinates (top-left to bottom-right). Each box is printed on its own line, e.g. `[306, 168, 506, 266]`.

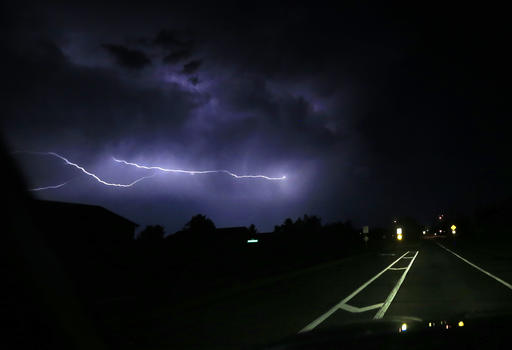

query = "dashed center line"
[299, 250, 419, 333]
[374, 250, 418, 319]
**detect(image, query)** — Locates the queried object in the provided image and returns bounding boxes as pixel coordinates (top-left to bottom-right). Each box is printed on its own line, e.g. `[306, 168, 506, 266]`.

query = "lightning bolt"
[29, 180, 70, 192]
[15, 151, 155, 188]
[113, 157, 287, 181]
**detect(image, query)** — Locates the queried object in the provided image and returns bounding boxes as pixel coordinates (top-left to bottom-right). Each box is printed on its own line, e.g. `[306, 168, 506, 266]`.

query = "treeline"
[270, 214, 362, 249]
[125, 213, 367, 302]
[136, 213, 363, 255]
[137, 214, 216, 242]
[138, 214, 359, 241]
[448, 195, 512, 244]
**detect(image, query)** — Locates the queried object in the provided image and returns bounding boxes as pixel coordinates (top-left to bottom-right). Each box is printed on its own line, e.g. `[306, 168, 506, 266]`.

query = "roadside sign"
[363, 226, 369, 234]
[451, 225, 456, 231]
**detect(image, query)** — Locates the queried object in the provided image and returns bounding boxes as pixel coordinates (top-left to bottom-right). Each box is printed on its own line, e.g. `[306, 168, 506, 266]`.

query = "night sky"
[3, 2, 510, 233]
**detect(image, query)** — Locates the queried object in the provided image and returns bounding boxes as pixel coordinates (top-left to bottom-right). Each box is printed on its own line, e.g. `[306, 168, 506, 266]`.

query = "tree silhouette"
[301, 214, 322, 234]
[273, 215, 323, 236]
[282, 218, 294, 233]
[248, 224, 258, 235]
[138, 225, 165, 241]
[183, 214, 216, 235]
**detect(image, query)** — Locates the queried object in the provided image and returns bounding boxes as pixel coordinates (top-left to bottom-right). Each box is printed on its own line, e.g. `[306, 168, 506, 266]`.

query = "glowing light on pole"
[113, 157, 286, 181]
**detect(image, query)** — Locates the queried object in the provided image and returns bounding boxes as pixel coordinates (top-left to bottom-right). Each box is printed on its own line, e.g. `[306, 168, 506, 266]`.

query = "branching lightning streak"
[15, 151, 155, 187]
[113, 157, 286, 180]
[29, 180, 70, 191]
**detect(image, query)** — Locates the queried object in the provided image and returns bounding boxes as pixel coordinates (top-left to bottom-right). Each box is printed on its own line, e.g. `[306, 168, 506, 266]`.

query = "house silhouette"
[29, 200, 138, 253]
[214, 226, 251, 244]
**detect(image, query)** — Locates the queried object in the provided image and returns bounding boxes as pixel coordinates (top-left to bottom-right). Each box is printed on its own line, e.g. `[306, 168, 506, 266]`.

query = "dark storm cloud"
[181, 2, 512, 222]
[163, 49, 192, 64]
[153, 29, 191, 49]
[179, 73, 341, 174]
[3, 1, 511, 231]
[3, 35, 200, 155]
[182, 60, 202, 74]
[29, 40, 68, 65]
[101, 44, 151, 69]
[134, 28, 197, 67]
[188, 76, 199, 85]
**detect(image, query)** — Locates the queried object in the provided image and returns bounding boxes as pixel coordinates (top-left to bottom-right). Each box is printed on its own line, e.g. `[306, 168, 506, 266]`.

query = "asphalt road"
[142, 239, 512, 349]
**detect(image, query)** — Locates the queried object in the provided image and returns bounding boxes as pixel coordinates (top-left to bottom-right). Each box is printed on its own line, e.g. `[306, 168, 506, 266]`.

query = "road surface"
[139, 239, 512, 349]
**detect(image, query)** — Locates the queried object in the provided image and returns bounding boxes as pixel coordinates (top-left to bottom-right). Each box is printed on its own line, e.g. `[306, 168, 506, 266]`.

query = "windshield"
[3, 2, 511, 349]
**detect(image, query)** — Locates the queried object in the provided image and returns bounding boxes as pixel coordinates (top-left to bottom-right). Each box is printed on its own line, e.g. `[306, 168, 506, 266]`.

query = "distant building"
[30, 200, 138, 251]
[215, 226, 249, 237]
[215, 226, 251, 245]
[214, 227, 271, 246]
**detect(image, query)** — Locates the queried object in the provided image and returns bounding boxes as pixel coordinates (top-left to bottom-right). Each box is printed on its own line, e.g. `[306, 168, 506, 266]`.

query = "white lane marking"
[437, 243, 512, 290]
[299, 251, 410, 333]
[339, 303, 384, 313]
[388, 267, 408, 271]
[373, 251, 419, 319]
[379, 253, 396, 256]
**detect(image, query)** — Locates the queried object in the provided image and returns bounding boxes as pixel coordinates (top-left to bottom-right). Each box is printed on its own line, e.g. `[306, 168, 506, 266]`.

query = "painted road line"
[373, 250, 419, 319]
[388, 267, 408, 271]
[299, 251, 410, 333]
[339, 303, 384, 313]
[437, 243, 512, 291]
